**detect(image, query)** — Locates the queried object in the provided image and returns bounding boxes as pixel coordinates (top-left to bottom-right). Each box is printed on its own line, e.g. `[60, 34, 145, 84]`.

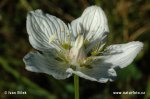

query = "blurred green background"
[0, 0, 150, 99]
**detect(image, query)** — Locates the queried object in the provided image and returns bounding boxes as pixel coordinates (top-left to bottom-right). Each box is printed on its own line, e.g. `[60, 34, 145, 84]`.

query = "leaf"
[117, 64, 142, 80]
[66, 84, 74, 93]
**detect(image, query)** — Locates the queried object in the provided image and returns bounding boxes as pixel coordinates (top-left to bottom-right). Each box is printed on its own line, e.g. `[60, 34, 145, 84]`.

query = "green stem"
[74, 74, 79, 99]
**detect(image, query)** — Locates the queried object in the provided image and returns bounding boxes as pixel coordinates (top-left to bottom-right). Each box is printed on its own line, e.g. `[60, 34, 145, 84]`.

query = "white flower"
[23, 6, 143, 83]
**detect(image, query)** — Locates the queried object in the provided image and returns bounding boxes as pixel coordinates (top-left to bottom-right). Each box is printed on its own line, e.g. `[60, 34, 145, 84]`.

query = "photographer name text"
[4, 91, 27, 95]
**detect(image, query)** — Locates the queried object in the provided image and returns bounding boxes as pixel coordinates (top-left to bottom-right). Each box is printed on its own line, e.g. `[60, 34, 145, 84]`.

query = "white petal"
[101, 41, 143, 68]
[66, 42, 143, 83]
[71, 6, 109, 41]
[66, 62, 117, 83]
[71, 18, 82, 38]
[27, 9, 69, 51]
[23, 51, 71, 79]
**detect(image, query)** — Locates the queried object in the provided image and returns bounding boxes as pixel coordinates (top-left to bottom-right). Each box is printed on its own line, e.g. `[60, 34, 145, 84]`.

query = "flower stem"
[74, 74, 79, 99]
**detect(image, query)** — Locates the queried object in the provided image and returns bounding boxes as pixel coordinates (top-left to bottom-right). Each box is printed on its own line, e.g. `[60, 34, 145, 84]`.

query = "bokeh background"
[0, 0, 150, 99]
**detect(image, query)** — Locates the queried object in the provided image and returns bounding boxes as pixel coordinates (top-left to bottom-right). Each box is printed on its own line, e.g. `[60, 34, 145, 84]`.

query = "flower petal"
[27, 9, 69, 51]
[67, 62, 117, 83]
[101, 41, 143, 68]
[23, 51, 71, 79]
[71, 6, 109, 41]
[67, 41, 143, 83]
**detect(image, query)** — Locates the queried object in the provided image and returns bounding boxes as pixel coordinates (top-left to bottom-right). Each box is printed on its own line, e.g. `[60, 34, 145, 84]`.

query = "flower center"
[69, 35, 86, 66]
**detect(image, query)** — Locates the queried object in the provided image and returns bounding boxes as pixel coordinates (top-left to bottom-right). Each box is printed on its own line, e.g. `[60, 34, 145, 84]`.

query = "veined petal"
[71, 18, 82, 38]
[67, 41, 143, 83]
[101, 41, 143, 68]
[67, 61, 116, 83]
[23, 51, 71, 79]
[71, 6, 109, 42]
[27, 9, 69, 51]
